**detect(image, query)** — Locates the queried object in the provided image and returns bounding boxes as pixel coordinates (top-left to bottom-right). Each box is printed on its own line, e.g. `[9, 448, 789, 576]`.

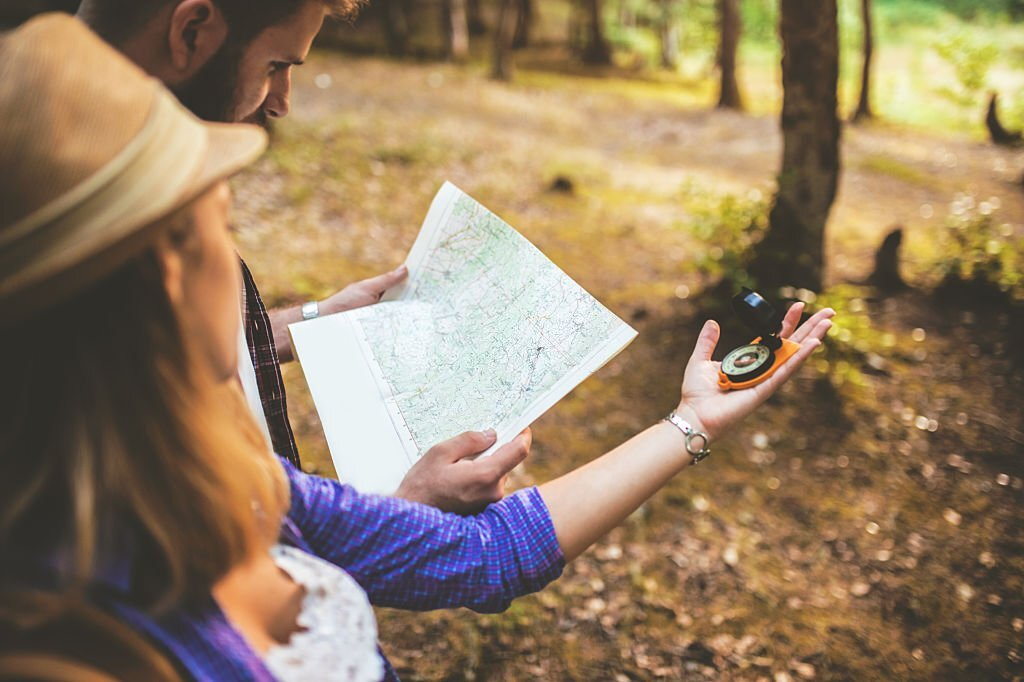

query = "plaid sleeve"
[281, 459, 565, 613]
[239, 256, 301, 467]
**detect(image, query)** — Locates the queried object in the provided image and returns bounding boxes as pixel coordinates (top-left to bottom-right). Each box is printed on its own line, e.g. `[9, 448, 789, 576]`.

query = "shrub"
[932, 30, 1000, 108]
[684, 186, 769, 291]
[932, 197, 1024, 301]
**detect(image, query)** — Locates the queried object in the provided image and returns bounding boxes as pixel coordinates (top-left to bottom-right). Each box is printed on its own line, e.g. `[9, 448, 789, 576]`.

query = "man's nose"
[265, 72, 292, 119]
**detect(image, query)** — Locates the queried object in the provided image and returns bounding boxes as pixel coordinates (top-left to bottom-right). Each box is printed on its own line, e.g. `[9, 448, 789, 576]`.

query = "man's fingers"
[481, 429, 531, 481]
[437, 429, 498, 462]
[779, 301, 805, 339]
[789, 308, 835, 345]
[358, 265, 408, 294]
[690, 320, 721, 364]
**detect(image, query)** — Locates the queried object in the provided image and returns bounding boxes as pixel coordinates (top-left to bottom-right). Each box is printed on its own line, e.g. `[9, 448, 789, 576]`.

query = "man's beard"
[172, 39, 245, 124]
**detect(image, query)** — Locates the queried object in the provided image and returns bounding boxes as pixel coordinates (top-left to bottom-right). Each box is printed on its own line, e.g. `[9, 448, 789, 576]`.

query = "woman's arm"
[283, 448, 564, 614]
[287, 305, 831, 609]
[540, 304, 834, 561]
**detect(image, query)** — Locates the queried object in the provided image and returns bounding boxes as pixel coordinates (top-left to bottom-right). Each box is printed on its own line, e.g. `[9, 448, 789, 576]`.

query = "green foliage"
[806, 286, 879, 390]
[674, 0, 718, 61]
[875, 0, 1024, 21]
[932, 30, 1000, 107]
[873, 0, 948, 31]
[1003, 90, 1024, 131]
[605, 0, 717, 71]
[740, 0, 777, 44]
[930, 0, 1024, 19]
[932, 198, 1024, 300]
[683, 185, 769, 290]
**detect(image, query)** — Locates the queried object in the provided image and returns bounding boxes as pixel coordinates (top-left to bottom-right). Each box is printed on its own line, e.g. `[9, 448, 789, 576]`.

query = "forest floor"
[231, 51, 1024, 680]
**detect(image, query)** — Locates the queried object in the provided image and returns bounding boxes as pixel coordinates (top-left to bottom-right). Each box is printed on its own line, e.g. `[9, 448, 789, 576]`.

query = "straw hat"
[0, 13, 267, 321]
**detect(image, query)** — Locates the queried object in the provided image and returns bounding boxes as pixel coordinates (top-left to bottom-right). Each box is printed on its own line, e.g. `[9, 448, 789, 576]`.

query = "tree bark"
[380, 0, 410, 57]
[750, 0, 841, 293]
[0, 0, 82, 25]
[512, 0, 533, 49]
[853, 0, 874, 121]
[716, 0, 743, 109]
[492, 0, 517, 81]
[657, 0, 679, 70]
[442, 0, 470, 62]
[580, 0, 612, 65]
[660, 21, 680, 69]
[467, 0, 486, 35]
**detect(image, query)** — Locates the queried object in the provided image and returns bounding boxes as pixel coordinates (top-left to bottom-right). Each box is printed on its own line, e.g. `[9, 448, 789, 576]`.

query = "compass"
[718, 288, 801, 391]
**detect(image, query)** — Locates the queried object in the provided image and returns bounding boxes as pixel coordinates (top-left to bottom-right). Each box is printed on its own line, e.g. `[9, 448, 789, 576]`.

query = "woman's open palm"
[679, 302, 835, 440]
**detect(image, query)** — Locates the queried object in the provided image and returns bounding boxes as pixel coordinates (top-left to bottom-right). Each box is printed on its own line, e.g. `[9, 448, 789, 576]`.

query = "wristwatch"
[301, 301, 320, 320]
[664, 411, 711, 464]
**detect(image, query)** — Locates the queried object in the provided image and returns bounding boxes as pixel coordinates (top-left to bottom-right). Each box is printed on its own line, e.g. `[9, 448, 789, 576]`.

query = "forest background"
[5, 0, 1024, 679]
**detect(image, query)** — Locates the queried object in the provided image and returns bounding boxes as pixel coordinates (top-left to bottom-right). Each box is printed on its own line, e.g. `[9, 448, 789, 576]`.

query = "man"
[76, 0, 527, 513]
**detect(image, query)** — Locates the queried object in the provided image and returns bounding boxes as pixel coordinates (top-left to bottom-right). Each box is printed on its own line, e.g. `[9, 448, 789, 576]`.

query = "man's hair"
[78, 0, 363, 47]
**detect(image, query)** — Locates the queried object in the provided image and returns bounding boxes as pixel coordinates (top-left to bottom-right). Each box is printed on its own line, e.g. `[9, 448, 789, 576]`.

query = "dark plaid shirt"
[240, 257, 301, 467]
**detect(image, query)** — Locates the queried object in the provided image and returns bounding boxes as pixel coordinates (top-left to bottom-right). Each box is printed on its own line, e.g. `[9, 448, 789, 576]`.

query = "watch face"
[722, 343, 774, 381]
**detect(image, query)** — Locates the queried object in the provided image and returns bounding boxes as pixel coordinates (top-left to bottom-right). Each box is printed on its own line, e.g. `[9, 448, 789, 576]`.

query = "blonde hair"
[0, 225, 288, 613]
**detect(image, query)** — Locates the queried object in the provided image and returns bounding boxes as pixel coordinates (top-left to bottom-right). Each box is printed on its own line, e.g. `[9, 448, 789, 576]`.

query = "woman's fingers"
[689, 320, 721, 364]
[759, 330, 828, 394]
[789, 307, 836, 345]
[779, 301, 805, 338]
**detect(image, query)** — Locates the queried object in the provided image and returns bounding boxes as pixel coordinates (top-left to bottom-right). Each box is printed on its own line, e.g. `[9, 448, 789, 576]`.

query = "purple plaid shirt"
[95, 458, 564, 681]
[240, 257, 301, 467]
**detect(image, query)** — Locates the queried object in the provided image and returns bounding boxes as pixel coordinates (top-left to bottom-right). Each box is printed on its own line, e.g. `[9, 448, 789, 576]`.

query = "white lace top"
[264, 545, 385, 682]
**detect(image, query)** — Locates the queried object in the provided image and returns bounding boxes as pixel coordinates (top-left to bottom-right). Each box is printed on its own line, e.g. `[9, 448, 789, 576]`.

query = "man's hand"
[269, 265, 408, 363]
[394, 428, 532, 515]
[677, 303, 836, 441]
[319, 265, 409, 317]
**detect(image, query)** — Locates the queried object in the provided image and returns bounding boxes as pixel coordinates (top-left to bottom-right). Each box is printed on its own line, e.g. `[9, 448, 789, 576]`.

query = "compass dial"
[721, 343, 773, 380]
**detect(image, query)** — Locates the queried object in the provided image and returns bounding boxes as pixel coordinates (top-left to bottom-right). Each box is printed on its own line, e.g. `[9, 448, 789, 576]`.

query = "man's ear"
[167, 0, 228, 76]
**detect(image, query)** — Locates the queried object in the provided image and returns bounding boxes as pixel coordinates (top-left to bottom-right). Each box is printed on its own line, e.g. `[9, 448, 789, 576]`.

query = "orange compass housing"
[718, 336, 801, 391]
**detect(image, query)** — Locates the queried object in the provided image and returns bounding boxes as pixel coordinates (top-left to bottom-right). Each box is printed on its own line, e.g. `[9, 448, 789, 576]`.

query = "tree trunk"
[380, 0, 410, 57]
[442, 0, 470, 62]
[750, 0, 841, 293]
[467, 0, 486, 35]
[853, 0, 874, 121]
[512, 0, 533, 49]
[580, 0, 612, 65]
[0, 0, 78, 27]
[660, 21, 680, 69]
[492, 0, 517, 81]
[716, 0, 743, 109]
[658, 1, 679, 70]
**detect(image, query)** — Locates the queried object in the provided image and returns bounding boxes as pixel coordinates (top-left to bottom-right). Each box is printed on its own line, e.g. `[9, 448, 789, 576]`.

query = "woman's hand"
[676, 302, 835, 441]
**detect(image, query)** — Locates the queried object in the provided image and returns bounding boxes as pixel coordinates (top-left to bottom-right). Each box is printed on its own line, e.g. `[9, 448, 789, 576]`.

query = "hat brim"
[0, 118, 267, 325]
[185, 121, 268, 205]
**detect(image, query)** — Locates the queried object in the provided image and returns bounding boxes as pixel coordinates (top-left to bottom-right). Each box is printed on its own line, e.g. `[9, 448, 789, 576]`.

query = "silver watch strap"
[301, 300, 320, 320]
[664, 412, 711, 464]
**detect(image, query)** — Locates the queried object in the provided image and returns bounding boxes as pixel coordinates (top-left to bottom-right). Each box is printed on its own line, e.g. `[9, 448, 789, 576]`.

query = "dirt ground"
[232, 52, 1024, 680]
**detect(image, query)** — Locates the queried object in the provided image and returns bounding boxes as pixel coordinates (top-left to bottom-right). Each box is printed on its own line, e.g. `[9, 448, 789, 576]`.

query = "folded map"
[290, 182, 637, 493]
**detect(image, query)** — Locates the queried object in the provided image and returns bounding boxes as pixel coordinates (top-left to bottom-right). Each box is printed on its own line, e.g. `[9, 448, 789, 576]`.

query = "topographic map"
[351, 183, 637, 460]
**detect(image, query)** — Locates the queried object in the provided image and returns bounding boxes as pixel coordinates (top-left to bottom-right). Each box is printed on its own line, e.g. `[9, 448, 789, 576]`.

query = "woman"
[0, 15, 833, 682]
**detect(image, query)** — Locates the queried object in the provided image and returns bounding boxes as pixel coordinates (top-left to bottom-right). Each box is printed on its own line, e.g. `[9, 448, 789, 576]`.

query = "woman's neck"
[212, 551, 305, 655]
